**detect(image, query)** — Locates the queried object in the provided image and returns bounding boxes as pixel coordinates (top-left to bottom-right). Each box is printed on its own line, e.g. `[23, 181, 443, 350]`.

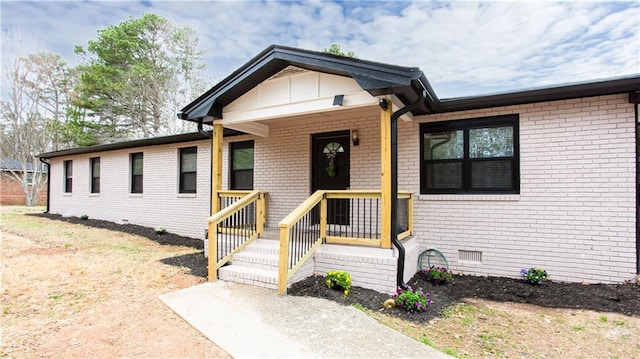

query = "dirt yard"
[3, 206, 639, 358]
[1, 206, 229, 358]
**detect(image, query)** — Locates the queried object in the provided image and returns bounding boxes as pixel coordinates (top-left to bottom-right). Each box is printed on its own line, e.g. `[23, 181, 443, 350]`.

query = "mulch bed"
[289, 273, 640, 322]
[32, 212, 640, 322]
[30, 213, 203, 248]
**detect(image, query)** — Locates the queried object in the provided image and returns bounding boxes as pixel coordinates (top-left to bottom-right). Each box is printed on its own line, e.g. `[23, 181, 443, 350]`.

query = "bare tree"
[0, 53, 49, 206]
[0, 35, 81, 205]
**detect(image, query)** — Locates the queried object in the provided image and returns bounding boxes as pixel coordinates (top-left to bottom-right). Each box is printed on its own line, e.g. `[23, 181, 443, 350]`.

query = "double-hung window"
[130, 152, 143, 194]
[179, 147, 197, 193]
[420, 115, 519, 194]
[229, 141, 254, 190]
[90, 157, 100, 193]
[63, 160, 73, 193]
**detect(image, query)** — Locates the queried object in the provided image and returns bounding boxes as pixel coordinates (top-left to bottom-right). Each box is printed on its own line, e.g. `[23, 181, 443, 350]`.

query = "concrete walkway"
[160, 281, 453, 358]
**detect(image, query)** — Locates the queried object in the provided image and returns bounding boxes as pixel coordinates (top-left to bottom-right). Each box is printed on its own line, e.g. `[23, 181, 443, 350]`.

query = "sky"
[1, 0, 639, 99]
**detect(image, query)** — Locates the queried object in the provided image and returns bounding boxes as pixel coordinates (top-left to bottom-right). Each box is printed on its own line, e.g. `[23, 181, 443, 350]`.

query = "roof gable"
[179, 45, 433, 123]
[179, 45, 640, 124]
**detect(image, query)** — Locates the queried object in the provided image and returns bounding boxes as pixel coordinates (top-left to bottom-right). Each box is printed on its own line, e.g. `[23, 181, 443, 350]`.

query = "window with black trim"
[90, 157, 100, 193]
[64, 160, 73, 193]
[420, 115, 519, 194]
[130, 152, 143, 194]
[179, 147, 197, 193]
[230, 141, 254, 190]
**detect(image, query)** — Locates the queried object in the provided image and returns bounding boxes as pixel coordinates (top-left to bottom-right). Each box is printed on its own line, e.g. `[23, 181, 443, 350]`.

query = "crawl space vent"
[459, 250, 482, 264]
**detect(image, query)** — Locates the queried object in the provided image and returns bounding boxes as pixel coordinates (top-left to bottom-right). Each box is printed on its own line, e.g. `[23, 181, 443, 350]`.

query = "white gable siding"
[398, 93, 636, 283]
[49, 139, 211, 239]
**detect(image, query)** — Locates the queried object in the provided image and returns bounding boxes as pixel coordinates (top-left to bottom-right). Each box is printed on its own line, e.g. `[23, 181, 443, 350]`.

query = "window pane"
[423, 130, 463, 160]
[232, 170, 253, 190]
[65, 161, 73, 177]
[92, 159, 100, 178]
[92, 178, 100, 193]
[469, 126, 513, 158]
[181, 172, 196, 193]
[181, 152, 197, 172]
[132, 154, 143, 175]
[425, 162, 462, 189]
[232, 148, 254, 170]
[471, 160, 512, 189]
[132, 175, 143, 193]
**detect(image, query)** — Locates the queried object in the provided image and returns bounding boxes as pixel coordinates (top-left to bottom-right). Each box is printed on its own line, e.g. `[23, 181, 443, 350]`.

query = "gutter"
[390, 89, 427, 290]
[38, 157, 50, 213]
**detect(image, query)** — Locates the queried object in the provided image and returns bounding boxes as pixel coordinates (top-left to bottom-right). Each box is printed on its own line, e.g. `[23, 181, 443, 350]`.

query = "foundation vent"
[459, 250, 482, 264]
[268, 66, 307, 80]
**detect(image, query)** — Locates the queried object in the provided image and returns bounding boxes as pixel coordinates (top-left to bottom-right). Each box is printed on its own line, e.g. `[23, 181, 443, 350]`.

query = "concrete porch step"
[231, 251, 279, 270]
[218, 265, 278, 290]
[242, 239, 280, 255]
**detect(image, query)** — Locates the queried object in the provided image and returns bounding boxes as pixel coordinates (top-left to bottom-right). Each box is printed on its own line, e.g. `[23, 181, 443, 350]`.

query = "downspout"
[390, 90, 427, 290]
[197, 120, 214, 217]
[38, 157, 50, 213]
[635, 102, 639, 276]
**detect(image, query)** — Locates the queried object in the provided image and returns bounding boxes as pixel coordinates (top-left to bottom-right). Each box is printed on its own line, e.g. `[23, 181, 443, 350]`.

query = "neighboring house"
[40, 45, 640, 294]
[0, 158, 47, 206]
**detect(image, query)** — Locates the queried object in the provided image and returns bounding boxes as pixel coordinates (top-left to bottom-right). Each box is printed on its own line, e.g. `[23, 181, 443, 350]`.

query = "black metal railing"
[287, 201, 322, 270]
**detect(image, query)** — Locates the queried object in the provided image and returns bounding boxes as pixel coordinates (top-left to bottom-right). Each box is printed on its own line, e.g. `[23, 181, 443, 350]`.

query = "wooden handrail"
[208, 191, 261, 224]
[278, 190, 325, 228]
[207, 190, 266, 281]
[218, 190, 252, 198]
[277, 189, 414, 295]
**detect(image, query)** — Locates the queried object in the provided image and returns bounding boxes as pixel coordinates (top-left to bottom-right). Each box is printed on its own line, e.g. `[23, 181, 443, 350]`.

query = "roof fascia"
[38, 130, 242, 159]
[432, 76, 640, 113]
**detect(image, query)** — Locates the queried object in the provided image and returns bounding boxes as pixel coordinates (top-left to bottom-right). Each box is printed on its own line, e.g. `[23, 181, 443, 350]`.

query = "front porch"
[206, 190, 418, 294]
[177, 46, 432, 295]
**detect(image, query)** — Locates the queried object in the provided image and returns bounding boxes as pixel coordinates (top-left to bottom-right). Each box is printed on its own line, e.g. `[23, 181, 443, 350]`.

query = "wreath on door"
[323, 142, 344, 178]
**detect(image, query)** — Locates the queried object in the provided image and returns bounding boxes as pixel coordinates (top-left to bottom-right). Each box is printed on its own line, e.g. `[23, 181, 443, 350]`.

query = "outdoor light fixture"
[333, 94, 344, 106]
[352, 129, 360, 146]
[379, 98, 388, 110]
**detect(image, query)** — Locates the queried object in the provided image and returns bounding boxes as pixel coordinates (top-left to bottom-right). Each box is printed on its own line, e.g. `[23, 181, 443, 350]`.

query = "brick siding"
[48, 93, 637, 284]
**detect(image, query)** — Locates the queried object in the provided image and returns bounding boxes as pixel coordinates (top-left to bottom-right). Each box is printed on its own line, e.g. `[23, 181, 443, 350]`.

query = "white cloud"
[1, 0, 638, 98]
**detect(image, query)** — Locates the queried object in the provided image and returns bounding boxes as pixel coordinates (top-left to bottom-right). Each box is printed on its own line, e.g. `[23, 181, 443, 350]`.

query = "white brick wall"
[49, 139, 211, 239]
[49, 93, 637, 284]
[399, 94, 636, 283]
[224, 108, 381, 228]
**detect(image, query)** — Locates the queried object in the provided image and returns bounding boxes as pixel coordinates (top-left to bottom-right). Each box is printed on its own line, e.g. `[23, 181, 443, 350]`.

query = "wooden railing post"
[320, 196, 327, 239]
[277, 226, 290, 295]
[407, 193, 414, 235]
[257, 192, 265, 237]
[208, 221, 218, 281]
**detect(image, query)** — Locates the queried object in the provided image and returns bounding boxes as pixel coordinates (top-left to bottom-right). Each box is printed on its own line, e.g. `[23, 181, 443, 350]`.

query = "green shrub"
[80, 214, 89, 220]
[421, 266, 453, 285]
[326, 271, 352, 297]
[154, 227, 167, 235]
[521, 267, 549, 285]
[394, 288, 432, 313]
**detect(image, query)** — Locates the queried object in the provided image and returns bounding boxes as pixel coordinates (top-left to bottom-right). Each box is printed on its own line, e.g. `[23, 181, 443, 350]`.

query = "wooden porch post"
[211, 124, 223, 214]
[208, 123, 224, 281]
[380, 97, 393, 249]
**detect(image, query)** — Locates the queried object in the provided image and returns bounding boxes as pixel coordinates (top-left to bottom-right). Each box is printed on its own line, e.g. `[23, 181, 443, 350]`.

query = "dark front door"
[312, 131, 350, 225]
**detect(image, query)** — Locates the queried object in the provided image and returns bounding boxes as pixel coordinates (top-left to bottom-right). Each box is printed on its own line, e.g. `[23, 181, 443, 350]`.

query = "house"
[0, 157, 47, 206]
[39, 45, 640, 294]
